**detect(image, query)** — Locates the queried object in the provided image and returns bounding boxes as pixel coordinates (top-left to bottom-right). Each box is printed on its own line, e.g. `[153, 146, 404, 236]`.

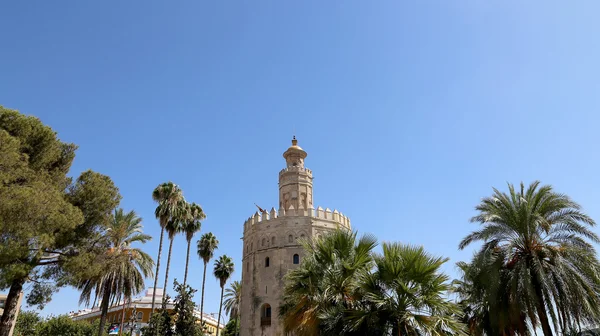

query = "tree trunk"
[531, 267, 553, 336]
[200, 261, 208, 327]
[534, 288, 553, 336]
[98, 283, 112, 336]
[183, 239, 191, 287]
[0, 277, 25, 336]
[216, 286, 224, 336]
[162, 238, 174, 306]
[151, 227, 165, 314]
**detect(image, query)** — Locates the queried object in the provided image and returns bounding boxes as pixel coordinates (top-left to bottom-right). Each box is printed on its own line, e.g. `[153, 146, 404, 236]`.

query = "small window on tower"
[293, 254, 300, 264]
[265, 257, 270, 267]
[288, 235, 293, 243]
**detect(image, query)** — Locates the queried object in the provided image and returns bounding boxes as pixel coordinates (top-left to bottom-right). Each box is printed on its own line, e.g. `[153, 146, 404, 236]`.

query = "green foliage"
[0, 106, 120, 334]
[197, 233, 219, 265]
[223, 281, 241, 321]
[172, 280, 202, 336]
[141, 298, 174, 336]
[458, 181, 600, 336]
[13, 311, 41, 336]
[14, 312, 106, 336]
[214, 255, 234, 336]
[77, 208, 154, 335]
[220, 318, 239, 336]
[197, 232, 219, 327]
[150, 181, 184, 313]
[280, 229, 466, 336]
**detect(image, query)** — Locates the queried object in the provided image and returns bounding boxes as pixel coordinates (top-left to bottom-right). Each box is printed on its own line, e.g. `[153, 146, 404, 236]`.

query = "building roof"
[68, 288, 224, 328]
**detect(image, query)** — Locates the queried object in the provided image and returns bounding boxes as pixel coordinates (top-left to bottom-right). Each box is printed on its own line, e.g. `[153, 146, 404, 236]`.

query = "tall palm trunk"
[200, 261, 208, 326]
[530, 260, 553, 336]
[151, 227, 165, 314]
[183, 239, 191, 287]
[534, 284, 553, 336]
[217, 285, 225, 336]
[98, 282, 112, 336]
[0, 277, 25, 336]
[162, 238, 175, 305]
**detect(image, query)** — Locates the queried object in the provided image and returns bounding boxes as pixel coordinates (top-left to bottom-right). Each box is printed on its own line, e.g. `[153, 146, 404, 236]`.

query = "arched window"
[265, 257, 270, 267]
[293, 254, 300, 264]
[261, 304, 272, 326]
[262, 238, 266, 247]
[300, 234, 305, 239]
[271, 236, 276, 245]
[288, 235, 293, 243]
[136, 312, 143, 320]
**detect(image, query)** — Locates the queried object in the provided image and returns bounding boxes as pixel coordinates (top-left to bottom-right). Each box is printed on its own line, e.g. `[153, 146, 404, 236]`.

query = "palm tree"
[197, 232, 219, 326]
[279, 229, 377, 335]
[223, 281, 241, 336]
[181, 202, 205, 287]
[214, 255, 235, 336]
[453, 257, 533, 336]
[459, 181, 600, 336]
[77, 208, 154, 336]
[151, 182, 184, 314]
[347, 243, 466, 336]
[161, 199, 188, 305]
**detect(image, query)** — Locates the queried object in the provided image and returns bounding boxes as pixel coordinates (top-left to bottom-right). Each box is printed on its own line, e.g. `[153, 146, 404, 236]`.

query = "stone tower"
[239, 138, 351, 336]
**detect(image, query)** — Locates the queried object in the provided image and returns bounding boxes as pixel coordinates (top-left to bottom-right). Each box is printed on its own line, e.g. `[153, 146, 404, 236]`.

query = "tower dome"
[283, 136, 307, 168]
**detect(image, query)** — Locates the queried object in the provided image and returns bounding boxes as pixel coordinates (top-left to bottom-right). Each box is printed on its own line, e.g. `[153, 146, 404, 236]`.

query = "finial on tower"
[292, 135, 298, 146]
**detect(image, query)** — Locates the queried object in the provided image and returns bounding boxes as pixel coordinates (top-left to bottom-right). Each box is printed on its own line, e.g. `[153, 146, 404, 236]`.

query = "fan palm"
[346, 243, 466, 336]
[214, 255, 235, 336]
[161, 199, 188, 305]
[197, 232, 219, 326]
[77, 208, 154, 336]
[459, 181, 600, 336]
[181, 202, 205, 287]
[279, 229, 377, 336]
[151, 182, 184, 313]
[223, 280, 241, 335]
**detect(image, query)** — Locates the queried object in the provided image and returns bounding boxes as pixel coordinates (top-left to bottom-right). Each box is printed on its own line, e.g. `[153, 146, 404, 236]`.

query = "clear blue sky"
[2, 0, 600, 321]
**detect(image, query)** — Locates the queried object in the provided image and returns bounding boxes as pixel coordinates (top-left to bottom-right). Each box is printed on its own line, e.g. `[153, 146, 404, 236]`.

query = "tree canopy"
[0, 106, 121, 335]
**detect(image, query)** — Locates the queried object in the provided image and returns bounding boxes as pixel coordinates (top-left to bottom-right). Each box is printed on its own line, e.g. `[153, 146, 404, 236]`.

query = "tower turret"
[279, 137, 313, 210]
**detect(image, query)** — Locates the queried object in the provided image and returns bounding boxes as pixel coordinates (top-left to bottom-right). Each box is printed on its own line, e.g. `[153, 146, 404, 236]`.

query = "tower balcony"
[278, 166, 312, 176]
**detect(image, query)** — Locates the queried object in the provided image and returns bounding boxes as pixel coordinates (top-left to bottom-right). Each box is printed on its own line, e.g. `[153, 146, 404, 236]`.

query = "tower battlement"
[243, 206, 350, 232]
